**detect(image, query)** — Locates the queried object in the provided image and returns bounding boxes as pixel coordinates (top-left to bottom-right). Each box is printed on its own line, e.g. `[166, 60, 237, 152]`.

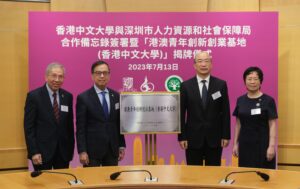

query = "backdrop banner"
[29, 12, 278, 167]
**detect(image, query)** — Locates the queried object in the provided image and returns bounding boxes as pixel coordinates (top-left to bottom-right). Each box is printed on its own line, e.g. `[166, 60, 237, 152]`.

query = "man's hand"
[221, 139, 229, 148]
[179, 140, 188, 150]
[118, 148, 125, 161]
[32, 154, 42, 165]
[79, 152, 89, 165]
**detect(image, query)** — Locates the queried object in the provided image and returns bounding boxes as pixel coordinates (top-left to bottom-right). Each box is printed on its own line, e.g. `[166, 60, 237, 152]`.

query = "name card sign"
[120, 92, 180, 134]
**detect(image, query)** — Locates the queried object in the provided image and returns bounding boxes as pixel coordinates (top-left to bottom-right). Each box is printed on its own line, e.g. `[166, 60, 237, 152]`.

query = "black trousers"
[84, 148, 118, 167]
[186, 140, 223, 166]
[33, 146, 69, 171]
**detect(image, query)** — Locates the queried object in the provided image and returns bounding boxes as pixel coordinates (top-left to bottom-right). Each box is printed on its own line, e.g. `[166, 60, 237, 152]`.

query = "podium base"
[219, 179, 234, 184]
[68, 180, 84, 185]
[145, 177, 158, 182]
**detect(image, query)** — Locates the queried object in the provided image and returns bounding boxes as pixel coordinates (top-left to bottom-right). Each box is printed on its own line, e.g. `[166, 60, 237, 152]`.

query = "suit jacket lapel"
[59, 90, 66, 123]
[107, 89, 116, 120]
[206, 76, 216, 109]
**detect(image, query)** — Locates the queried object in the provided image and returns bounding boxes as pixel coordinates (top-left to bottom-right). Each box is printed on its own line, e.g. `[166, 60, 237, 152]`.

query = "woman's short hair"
[243, 66, 264, 83]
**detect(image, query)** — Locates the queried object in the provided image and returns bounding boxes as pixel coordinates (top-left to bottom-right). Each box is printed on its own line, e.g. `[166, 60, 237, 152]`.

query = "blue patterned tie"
[101, 91, 109, 119]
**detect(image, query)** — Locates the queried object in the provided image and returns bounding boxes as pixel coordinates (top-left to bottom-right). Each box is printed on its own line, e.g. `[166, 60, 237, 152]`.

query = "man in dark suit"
[76, 60, 126, 167]
[178, 51, 230, 166]
[24, 63, 74, 170]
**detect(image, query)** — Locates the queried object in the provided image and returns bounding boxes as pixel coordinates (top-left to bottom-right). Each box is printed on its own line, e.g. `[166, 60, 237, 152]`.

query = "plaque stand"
[145, 134, 157, 165]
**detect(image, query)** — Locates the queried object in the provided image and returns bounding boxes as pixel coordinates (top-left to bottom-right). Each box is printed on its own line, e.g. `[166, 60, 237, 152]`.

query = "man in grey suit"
[24, 63, 74, 170]
[76, 60, 126, 167]
[178, 51, 230, 166]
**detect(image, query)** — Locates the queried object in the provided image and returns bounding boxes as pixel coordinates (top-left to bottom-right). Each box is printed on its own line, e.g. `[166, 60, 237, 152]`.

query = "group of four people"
[24, 51, 277, 171]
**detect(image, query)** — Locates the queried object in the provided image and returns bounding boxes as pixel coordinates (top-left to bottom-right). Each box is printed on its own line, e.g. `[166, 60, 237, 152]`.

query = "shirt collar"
[46, 83, 59, 96]
[94, 84, 108, 94]
[196, 75, 210, 84]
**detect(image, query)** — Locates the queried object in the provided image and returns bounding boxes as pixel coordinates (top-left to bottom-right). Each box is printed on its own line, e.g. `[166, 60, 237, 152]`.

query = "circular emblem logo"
[165, 75, 183, 92]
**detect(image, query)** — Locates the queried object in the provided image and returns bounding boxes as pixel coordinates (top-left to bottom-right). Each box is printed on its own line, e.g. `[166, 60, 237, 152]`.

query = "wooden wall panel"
[51, 0, 106, 11]
[277, 28, 300, 144]
[278, 146, 300, 164]
[260, 0, 300, 26]
[106, 0, 208, 12]
[0, 1, 49, 170]
[0, 2, 49, 29]
[260, 0, 300, 170]
[208, 0, 259, 11]
[278, 27, 300, 143]
[278, 165, 300, 171]
[277, 27, 300, 168]
[0, 148, 27, 169]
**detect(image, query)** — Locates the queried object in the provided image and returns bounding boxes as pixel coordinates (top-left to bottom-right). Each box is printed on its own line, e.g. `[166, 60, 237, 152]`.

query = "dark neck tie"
[201, 80, 208, 106]
[53, 92, 59, 123]
[101, 91, 109, 119]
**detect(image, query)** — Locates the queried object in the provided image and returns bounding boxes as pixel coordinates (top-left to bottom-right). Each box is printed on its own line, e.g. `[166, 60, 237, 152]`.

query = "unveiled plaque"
[120, 92, 180, 134]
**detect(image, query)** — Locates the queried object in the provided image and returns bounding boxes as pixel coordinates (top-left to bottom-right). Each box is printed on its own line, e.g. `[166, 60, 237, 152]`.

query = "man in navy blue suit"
[24, 63, 74, 170]
[178, 51, 230, 166]
[76, 60, 126, 167]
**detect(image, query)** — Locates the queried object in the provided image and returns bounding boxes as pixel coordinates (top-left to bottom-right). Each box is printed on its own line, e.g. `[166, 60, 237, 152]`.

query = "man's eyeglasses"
[93, 71, 110, 77]
[196, 59, 211, 63]
[48, 74, 64, 81]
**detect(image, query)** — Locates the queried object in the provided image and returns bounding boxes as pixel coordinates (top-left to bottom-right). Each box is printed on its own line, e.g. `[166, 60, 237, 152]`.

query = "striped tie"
[53, 92, 59, 123]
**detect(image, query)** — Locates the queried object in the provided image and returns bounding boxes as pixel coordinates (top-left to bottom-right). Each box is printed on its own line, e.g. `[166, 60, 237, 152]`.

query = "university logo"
[165, 75, 182, 92]
[140, 76, 155, 92]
